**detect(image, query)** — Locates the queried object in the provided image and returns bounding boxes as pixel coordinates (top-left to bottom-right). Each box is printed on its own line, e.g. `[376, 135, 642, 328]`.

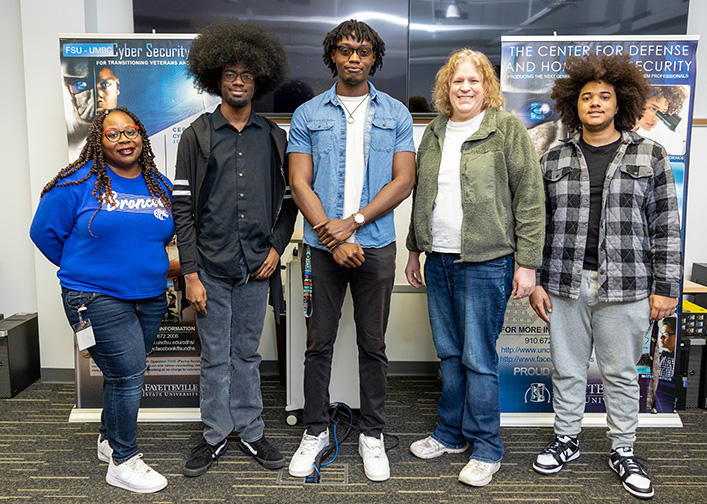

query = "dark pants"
[303, 243, 396, 437]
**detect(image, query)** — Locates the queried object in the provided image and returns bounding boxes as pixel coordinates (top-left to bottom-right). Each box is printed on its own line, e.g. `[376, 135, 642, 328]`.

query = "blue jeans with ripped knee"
[62, 288, 167, 463]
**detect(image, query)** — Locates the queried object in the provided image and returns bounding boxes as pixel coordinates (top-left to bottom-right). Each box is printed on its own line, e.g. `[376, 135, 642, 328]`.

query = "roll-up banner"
[498, 35, 697, 415]
[59, 35, 219, 411]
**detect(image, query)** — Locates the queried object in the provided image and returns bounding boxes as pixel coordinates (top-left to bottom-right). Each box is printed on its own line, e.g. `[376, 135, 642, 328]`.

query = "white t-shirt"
[431, 111, 485, 253]
[339, 94, 370, 243]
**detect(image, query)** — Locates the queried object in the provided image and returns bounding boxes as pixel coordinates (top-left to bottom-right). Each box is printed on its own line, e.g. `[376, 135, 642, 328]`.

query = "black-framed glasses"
[103, 126, 140, 142]
[222, 70, 254, 84]
[336, 45, 373, 59]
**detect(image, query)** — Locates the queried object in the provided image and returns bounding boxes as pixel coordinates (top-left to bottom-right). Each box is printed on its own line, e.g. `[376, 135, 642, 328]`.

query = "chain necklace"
[339, 95, 369, 124]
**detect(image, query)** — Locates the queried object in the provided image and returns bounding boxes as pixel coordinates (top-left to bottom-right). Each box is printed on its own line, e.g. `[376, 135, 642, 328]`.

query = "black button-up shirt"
[197, 106, 274, 280]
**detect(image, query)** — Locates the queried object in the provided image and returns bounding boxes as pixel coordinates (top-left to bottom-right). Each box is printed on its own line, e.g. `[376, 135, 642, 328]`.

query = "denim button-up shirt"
[287, 82, 415, 250]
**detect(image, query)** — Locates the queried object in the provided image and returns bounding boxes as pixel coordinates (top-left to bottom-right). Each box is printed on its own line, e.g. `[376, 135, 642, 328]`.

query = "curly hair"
[551, 54, 649, 133]
[433, 48, 504, 117]
[322, 19, 385, 77]
[41, 107, 172, 237]
[648, 85, 687, 116]
[187, 19, 289, 101]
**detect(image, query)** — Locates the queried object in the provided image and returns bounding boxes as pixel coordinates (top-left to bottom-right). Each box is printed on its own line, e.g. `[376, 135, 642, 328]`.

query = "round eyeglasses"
[103, 126, 140, 143]
[336, 45, 373, 59]
[222, 71, 254, 84]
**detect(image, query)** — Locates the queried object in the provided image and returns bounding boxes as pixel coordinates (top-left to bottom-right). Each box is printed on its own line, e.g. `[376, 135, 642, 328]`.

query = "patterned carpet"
[1, 377, 706, 503]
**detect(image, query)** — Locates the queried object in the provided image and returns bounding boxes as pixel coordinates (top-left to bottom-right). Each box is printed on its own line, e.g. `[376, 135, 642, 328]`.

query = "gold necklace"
[339, 95, 368, 124]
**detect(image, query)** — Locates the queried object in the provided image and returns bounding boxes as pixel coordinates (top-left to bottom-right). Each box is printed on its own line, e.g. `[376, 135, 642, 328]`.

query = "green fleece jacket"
[406, 108, 544, 269]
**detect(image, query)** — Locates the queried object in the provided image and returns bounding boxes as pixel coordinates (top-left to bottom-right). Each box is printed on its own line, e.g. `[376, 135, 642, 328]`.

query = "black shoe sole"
[239, 443, 286, 470]
[183, 461, 213, 477]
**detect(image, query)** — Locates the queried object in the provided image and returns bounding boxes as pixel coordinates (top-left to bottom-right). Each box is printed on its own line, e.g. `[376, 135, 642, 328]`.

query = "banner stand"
[68, 407, 201, 423]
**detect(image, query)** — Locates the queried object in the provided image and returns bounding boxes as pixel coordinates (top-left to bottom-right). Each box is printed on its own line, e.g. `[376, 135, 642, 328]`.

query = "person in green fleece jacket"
[405, 48, 545, 488]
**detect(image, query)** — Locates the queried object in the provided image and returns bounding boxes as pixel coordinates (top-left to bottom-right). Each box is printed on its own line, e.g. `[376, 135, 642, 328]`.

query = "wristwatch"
[352, 212, 365, 228]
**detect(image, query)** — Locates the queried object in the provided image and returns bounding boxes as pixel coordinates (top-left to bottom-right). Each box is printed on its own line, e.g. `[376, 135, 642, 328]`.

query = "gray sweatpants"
[548, 270, 650, 449]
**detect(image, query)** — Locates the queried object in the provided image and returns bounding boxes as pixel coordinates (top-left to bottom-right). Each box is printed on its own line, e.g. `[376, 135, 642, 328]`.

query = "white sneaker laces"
[364, 437, 384, 458]
[125, 454, 152, 476]
[297, 434, 322, 455]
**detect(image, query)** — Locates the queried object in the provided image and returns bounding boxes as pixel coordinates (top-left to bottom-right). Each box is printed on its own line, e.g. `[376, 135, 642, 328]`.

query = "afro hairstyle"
[648, 85, 687, 115]
[551, 53, 649, 133]
[187, 19, 289, 102]
[322, 19, 385, 77]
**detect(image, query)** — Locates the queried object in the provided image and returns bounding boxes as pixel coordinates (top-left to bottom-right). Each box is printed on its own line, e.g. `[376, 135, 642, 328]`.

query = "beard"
[223, 95, 250, 109]
[582, 116, 615, 134]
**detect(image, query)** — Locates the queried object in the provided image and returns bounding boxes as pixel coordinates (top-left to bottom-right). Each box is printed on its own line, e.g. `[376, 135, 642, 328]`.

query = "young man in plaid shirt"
[529, 54, 682, 500]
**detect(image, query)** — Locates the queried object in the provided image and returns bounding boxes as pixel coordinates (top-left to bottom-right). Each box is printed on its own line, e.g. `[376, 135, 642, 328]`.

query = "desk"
[684, 280, 707, 294]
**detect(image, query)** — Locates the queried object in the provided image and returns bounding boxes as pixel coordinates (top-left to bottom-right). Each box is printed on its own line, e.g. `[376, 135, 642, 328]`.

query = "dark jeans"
[61, 288, 167, 463]
[303, 243, 396, 437]
[424, 253, 513, 463]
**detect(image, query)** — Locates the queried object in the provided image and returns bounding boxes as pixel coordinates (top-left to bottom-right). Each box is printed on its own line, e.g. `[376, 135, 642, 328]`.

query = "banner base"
[68, 407, 201, 423]
[501, 412, 683, 428]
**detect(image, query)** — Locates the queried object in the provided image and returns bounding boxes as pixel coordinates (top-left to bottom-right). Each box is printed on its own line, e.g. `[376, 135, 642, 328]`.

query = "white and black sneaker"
[609, 447, 654, 499]
[533, 435, 580, 475]
[239, 436, 285, 469]
[183, 438, 228, 477]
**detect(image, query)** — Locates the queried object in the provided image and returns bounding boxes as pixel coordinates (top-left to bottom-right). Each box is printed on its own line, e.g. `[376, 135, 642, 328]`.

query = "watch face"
[354, 213, 365, 225]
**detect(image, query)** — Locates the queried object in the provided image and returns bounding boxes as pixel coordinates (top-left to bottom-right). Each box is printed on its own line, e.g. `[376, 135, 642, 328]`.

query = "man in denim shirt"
[287, 19, 415, 482]
[530, 54, 682, 500]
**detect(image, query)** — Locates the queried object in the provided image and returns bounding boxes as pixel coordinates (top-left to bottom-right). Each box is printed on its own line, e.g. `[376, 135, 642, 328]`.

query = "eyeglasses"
[336, 45, 373, 59]
[103, 126, 140, 142]
[222, 70, 254, 84]
[659, 331, 675, 338]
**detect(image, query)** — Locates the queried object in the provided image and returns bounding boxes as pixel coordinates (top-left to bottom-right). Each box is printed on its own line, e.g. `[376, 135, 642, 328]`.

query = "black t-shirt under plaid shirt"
[579, 136, 621, 271]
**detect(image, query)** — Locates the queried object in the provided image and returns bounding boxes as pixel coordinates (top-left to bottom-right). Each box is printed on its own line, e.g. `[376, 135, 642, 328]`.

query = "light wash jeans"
[424, 253, 514, 464]
[196, 268, 269, 445]
[548, 269, 650, 449]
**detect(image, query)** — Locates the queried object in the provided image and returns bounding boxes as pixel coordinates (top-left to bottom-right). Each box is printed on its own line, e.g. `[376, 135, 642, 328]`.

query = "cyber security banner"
[60, 34, 219, 179]
[60, 34, 219, 409]
[498, 35, 697, 414]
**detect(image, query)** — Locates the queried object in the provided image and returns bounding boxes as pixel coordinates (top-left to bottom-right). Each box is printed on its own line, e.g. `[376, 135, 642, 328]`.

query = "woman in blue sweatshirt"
[30, 107, 173, 493]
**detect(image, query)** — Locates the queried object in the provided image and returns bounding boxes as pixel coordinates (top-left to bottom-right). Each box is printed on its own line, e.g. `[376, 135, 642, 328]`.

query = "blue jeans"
[196, 268, 269, 445]
[61, 288, 167, 463]
[424, 253, 513, 463]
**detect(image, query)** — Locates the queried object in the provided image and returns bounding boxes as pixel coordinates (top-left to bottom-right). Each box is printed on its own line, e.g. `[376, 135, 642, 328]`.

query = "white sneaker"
[359, 433, 390, 482]
[97, 435, 113, 463]
[410, 436, 469, 459]
[105, 453, 168, 493]
[458, 459, 500, 487]
[288, 429, 329, 478]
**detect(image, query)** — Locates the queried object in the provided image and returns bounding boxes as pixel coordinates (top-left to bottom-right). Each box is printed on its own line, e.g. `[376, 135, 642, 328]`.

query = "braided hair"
[322, 19, 385, 77]
[41, 107, 172, 236]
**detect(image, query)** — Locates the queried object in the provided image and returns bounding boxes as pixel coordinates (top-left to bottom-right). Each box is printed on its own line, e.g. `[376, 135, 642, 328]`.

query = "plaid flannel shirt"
[538, 131, 682, 302]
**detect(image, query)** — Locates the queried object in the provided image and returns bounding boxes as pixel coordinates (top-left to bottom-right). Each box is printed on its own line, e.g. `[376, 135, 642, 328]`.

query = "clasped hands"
[314, 217, 364, 268]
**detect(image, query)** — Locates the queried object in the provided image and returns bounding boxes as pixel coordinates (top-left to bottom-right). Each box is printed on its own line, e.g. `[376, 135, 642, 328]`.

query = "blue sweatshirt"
[30, 162, 174, 299]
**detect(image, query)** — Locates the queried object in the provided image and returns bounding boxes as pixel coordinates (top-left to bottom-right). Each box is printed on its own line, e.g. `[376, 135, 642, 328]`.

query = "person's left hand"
[649, 294, 678, 322]
[253, 247, 280, 280]
[332, 243, 365, 268]
[512, 266, 536, 300]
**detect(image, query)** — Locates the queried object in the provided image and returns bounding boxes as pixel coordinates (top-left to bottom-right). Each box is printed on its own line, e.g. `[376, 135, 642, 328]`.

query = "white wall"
[0, 1, 37, 319]
[684, 1, 707, 279]
[3, 0, 707, 375]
